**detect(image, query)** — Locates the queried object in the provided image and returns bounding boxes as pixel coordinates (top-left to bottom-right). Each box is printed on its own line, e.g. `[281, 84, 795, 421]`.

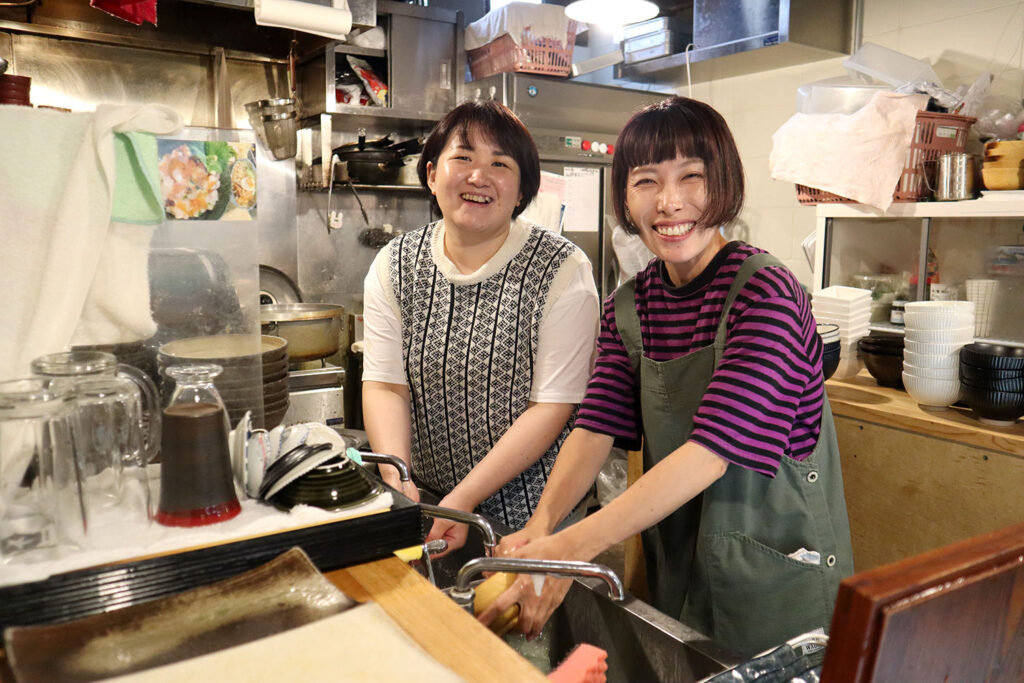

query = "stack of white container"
[812, 286, 873, 379]
[901, 300, 975, 410]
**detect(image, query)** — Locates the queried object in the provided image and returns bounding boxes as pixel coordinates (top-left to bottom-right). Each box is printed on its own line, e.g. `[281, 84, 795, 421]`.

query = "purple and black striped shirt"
[575, 242, 824, 477]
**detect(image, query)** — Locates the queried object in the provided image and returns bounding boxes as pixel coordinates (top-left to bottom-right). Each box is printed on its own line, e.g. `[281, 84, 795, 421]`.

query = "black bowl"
[961, 384, 1024, 424]
[960, 375, 1024, 393]
[959, 343, 1024, 371]
[866, 331, 905, 347]
[862, 349, 904, 388]
[823, 340, 841, 354]
[958, 362, 1024, 383]
[822, 347, 841, 382]
[858, 339, 904, 357]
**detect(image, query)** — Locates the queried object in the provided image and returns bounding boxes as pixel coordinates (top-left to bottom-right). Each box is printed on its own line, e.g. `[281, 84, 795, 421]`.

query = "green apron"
[614, 253, 854, 658]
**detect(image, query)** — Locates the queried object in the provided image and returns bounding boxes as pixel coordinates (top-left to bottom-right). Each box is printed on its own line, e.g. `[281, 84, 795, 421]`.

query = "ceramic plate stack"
[901, 301, 974, 410]
[158, 334, 291, 429]
[270, 455, 382, 512]
[959, 343, 1024, 426]
[812, 286, 873, 380]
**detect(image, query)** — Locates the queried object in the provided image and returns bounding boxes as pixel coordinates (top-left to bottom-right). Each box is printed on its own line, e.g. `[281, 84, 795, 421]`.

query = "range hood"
[618, 0, 854, 85]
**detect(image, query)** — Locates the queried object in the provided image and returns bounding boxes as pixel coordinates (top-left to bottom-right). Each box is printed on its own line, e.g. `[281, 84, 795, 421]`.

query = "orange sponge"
[547, 643, 608, 683]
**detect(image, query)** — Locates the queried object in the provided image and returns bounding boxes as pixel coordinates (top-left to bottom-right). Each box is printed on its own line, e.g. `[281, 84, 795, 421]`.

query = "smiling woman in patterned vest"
[361, 100, 599, 551]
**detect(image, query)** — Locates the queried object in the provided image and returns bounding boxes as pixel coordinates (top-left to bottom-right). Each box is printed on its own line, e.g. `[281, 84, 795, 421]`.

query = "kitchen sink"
[416, 490, 737, 681]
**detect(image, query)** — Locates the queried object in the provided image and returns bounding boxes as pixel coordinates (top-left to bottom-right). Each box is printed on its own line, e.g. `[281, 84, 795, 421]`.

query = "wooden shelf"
[826, 372, 1024, 455]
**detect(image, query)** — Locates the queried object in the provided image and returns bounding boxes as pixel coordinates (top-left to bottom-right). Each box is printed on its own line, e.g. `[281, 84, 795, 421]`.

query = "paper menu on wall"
[521, 170, 566, 233]
[562, 166, 600, 233]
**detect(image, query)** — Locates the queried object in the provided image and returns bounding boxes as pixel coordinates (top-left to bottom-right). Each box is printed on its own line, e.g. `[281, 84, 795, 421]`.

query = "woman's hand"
[425, 517, 467, 556]
[478, 532, 576, 640]
[381, 471, 420, 502]
[494, 523, 548, 557]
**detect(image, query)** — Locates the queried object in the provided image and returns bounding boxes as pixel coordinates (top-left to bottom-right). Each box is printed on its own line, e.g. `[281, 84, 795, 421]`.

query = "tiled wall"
[674, 0, 1024, 285]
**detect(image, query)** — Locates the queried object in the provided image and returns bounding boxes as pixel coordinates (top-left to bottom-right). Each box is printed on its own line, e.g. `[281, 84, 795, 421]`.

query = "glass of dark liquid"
[156, 364, 240, 527]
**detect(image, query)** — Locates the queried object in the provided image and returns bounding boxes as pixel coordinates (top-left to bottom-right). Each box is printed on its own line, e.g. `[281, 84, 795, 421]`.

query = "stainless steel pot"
[260, 303, 344, 362]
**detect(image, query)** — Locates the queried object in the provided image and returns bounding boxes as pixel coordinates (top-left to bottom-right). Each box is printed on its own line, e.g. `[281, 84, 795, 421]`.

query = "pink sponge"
[547, 643, 608, 683]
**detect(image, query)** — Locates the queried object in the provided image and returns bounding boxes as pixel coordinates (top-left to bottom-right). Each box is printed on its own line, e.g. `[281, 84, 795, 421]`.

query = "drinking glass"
[156, 364, 240, 527]
[0, 379, 78, 562]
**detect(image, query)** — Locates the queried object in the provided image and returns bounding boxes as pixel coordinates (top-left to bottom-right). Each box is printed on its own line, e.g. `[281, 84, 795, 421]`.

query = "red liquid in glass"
[155, 402, 240, 527]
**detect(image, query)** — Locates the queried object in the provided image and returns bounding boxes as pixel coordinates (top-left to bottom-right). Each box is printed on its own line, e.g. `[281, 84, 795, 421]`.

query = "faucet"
[420, 503, 498, 551]
[359, 451, 412, 484]
[447, 557, 625, 614]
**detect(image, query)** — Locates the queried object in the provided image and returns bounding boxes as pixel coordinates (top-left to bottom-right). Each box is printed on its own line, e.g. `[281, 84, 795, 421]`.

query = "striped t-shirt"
[575, 242, 824, 476]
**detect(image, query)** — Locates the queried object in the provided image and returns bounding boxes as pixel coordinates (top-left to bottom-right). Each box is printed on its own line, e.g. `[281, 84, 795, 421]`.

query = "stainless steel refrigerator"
[467, 74, 669, 299]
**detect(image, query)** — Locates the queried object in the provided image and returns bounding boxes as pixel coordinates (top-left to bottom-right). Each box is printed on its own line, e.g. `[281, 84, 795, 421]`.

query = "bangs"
[617, 109, 705, 171]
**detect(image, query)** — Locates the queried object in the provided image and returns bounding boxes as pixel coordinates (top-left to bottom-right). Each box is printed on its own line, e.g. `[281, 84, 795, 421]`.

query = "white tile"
[898, 0, 1018, 29]
[862, 0, 901, 40]
[896, 6, 1024, 70]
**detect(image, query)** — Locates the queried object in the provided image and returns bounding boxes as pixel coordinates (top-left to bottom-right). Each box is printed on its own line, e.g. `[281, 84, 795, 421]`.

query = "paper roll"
[254, 0, 352, 41]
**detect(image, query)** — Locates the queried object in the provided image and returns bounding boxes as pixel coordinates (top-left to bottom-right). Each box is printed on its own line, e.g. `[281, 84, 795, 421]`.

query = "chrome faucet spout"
[420, 503, 498, 550]
[359, 451, 411, 482]
[447, 556, 625, 612]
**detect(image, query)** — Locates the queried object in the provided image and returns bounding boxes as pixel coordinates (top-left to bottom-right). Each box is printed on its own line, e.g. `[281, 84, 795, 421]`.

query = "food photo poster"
[157, 139, 258, 221]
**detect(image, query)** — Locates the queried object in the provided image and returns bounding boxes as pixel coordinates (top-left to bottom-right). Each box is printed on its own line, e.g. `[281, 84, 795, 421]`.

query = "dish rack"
[467, 21, 579, 80]
[796, 111, 976, 204]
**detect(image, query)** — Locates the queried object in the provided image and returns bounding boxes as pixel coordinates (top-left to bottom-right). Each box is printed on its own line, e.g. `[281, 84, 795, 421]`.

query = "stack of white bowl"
[812, 286, 873, 380]
[965, 279, 998, 337]
[901, 300, 975, 410]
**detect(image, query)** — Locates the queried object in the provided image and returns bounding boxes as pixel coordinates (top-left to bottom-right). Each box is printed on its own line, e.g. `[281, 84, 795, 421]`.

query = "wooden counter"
[326, 557, 546, 683]
[826, 372, 1024, 572]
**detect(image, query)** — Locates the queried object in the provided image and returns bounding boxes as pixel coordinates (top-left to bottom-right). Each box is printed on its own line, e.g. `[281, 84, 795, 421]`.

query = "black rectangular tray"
[0, 493, 423, 631]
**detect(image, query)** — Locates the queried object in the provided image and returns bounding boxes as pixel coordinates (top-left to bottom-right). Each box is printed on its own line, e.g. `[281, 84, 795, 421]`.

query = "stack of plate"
[812, 286, 873, 379]
[158, 334, 291, 429]
[270, 455, 382, 512]
[901, 301, 975, 410]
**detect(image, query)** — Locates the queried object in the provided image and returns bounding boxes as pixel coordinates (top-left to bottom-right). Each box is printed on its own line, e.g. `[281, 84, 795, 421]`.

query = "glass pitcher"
[0, 379, 78, 562]
[156, 364, 240, 527]
[31, 351, 161, 466]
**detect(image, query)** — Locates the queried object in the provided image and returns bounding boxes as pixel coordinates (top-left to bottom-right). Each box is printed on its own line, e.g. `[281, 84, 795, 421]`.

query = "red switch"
[581, 140, 591, 151]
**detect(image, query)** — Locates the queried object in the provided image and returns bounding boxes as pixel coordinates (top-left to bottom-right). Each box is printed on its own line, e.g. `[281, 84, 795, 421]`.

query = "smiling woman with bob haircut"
[361, 100, 599, 551]
[483, 96, 854, 658]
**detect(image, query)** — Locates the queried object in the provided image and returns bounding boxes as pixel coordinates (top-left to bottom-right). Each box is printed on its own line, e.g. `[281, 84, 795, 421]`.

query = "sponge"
[473, 571, 520, 636]
[547, 643, 608, 683]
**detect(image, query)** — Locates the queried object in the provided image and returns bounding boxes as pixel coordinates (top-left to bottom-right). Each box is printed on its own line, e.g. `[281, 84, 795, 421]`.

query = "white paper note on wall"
[521, 170, 566, 233]
[563, 166, 600, 233]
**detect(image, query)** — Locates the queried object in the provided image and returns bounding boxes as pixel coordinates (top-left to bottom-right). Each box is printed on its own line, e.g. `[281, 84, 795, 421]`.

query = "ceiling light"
[564, 0, 659, 29]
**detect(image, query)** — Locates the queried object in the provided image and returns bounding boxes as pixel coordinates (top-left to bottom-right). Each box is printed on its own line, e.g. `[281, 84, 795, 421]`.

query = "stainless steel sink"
[416, 490, 738, 681]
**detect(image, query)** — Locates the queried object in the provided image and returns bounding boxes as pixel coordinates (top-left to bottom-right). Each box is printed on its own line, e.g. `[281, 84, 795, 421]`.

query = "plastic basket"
[796, 110, 976, 204]
[467, 21, 578, 80]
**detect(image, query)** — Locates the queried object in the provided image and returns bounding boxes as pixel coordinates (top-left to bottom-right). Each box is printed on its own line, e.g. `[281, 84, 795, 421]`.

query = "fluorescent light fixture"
[564, 0, 659, 29]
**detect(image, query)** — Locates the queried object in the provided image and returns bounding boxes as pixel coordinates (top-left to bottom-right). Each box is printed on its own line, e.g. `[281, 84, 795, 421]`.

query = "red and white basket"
[467, 21, 579, 80]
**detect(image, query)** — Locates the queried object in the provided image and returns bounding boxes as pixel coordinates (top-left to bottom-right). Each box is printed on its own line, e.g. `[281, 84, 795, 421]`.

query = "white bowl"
[903, 339, 967, 355]
[903, 310, 975, 330]
[903, 349, 959, 369]
[831, 356, 863, 380]
[903, 300, 975, 315]
[902, 372, 962, 409]
[903, 362, 960, 380]
[904, 326, 975, 343]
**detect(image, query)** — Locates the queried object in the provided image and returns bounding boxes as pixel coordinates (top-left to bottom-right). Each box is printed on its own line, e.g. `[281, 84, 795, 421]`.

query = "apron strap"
[712, 253, 786, 360]
[614, 277, 643, 374]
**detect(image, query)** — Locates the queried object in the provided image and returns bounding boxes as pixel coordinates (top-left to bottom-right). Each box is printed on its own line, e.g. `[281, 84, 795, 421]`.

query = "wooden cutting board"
[326, 557, 546, 683]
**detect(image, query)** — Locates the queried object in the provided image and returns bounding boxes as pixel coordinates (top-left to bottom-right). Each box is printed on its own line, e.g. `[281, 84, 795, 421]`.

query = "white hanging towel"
[769, 91, 928, 212]
[0, 103, 181, 381]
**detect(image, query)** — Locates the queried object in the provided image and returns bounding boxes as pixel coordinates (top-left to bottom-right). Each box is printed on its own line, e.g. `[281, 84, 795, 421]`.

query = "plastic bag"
[973, 94, 1024, 141]
[611, 225, 655, 284]
[347, 55, 388, 106]
[596, 448, 628, 507]
[350, 26, 385, 50]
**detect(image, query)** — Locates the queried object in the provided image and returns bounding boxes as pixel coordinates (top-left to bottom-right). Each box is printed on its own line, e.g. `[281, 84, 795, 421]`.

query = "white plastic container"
[843, 42, 942, 88]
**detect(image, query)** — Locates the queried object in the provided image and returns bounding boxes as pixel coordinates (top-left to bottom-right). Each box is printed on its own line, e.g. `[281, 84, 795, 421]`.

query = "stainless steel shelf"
[300, 107, 441, 128]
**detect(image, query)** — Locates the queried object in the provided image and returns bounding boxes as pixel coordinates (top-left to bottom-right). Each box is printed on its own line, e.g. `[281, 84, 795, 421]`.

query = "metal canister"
[934, 153, 976, 201]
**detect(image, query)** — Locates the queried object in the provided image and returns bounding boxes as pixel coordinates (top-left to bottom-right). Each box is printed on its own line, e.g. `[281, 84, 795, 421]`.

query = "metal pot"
[329, 130, 424, 185]
[260, 303, 344, 362]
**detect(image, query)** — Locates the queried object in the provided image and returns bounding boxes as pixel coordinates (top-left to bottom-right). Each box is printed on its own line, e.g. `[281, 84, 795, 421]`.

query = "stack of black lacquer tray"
[0, 493, 422, 631]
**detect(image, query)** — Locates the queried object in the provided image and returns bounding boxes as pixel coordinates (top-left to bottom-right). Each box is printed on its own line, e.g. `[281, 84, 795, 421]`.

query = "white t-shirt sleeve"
[530, 260, 600, 403]
[361, 249, 407, 385]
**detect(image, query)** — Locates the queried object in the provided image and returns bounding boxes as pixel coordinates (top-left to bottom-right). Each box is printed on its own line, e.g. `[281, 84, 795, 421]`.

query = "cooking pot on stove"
[260, 303, 345, 362]
[327, 129, 423, 185]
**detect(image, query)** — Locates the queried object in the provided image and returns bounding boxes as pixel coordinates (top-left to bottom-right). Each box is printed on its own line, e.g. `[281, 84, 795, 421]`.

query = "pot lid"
[260, 303, 344, 322]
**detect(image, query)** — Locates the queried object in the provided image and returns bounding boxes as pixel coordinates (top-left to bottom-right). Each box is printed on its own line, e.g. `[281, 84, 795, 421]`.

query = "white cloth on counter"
[769, 91, 929, 212]
[0, 103, 181, 381]
[465, 1, 570, 50]
[361, 218, 599, 403]
[0, 474, 393, 588]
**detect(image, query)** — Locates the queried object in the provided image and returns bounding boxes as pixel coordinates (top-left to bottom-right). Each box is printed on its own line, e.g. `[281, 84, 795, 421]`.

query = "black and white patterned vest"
[388, 221, 580, 528]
